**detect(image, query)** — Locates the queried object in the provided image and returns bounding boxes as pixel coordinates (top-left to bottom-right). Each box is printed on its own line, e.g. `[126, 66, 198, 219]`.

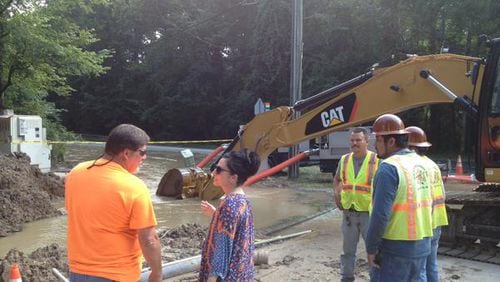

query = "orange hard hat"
[406, 126, 432, 147]
[372, 114, 409, 136]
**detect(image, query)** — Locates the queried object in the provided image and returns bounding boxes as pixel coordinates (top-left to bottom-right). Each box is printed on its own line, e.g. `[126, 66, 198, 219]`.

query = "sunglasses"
[214, 165, 232, 174]
[137, 149, 147, 156]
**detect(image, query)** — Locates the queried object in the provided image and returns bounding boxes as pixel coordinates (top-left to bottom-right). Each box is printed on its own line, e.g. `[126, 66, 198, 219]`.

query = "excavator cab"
[439, 38, 500, 262]
[477, 38, 500, 182]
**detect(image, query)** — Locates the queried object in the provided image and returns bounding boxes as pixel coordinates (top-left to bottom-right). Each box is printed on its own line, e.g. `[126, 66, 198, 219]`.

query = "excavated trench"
[0, 145, 332, 280]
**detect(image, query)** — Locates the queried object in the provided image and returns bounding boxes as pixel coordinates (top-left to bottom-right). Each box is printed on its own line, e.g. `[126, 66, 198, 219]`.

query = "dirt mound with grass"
[0, 223, 209, 280]
[158, 223, 207, 262]
[0, 244, 68, 282]
[0, 153, 64, 237]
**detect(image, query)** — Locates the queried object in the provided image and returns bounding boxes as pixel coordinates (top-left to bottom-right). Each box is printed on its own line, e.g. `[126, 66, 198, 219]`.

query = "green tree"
[0, 0, 109, 119]
[63, 0, 261, 138]
[56, 0, 500, 152]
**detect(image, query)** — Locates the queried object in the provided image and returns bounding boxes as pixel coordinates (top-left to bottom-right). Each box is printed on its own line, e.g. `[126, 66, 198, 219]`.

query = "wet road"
[0, 144, 333, 256]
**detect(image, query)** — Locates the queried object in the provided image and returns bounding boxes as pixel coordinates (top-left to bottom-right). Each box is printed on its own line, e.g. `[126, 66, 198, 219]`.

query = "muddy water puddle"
[0, 144, 333, 256]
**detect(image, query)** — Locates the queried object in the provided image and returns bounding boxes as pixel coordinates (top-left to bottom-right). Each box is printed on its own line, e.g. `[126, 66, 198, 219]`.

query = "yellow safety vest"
[339, 151, 379, 211]
[382, 153, 434, 240]
[423, 156, 449, 229]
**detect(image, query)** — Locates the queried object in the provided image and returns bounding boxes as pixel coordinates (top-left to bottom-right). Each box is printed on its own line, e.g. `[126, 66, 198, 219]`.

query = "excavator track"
[438, 246, 500, 265]
[438, 240, 500, 264]
[439, 186, 500, 264]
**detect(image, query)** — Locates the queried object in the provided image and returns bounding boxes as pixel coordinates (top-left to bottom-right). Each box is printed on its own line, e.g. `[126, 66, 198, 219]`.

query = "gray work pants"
[341, 210, 369, 282]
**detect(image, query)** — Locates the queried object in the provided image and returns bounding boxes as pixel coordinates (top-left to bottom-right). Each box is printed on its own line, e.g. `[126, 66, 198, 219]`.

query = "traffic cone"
[455, 155, 464, 175]
[9, 264, 22, 282]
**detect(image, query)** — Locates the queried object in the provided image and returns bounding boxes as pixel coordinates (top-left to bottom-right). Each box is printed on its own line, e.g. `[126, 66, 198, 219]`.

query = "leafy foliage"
[0, 0, 109, 133]
[3, 0, 500, 155]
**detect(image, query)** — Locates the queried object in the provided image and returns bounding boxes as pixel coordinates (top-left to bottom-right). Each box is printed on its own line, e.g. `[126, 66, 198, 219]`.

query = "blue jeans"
[369, 252, 427, 282]
[426, 227, 441, 282]
[70, 272, 113, 282]
[341, 211, 369, 282]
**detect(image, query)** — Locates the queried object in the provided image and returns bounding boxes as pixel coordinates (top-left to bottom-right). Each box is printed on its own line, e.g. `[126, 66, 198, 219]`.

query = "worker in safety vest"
[406, 126, 448, 282]
[366, 114, 434, 281]
[333, 127, 379, 282]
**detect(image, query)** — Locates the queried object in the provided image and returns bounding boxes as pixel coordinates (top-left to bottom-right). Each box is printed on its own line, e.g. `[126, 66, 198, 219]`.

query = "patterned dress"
[199, 193, 255, 282]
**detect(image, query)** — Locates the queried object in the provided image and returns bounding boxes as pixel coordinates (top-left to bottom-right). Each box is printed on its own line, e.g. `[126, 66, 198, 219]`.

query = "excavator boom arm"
[233, 54, 482, 162]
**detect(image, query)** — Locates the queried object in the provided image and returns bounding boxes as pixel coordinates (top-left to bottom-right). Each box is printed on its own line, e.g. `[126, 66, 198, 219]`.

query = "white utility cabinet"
[0, 110, 51, 172]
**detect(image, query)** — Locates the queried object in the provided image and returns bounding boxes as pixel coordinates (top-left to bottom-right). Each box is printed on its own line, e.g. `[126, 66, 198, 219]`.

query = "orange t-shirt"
[65, 159, 157, 281]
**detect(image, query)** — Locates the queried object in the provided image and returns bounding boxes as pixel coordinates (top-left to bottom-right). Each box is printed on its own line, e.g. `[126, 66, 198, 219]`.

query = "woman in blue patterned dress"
[199, 149, 260, 282]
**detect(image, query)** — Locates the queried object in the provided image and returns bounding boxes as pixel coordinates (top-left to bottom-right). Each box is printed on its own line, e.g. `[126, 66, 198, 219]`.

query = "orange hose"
[243, 151, 309, 186]
[443, 174, 479, 184]
[197, 146, 225, 168]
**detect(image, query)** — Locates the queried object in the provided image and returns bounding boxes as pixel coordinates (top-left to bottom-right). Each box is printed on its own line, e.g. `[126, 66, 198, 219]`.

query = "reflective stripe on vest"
[382, 153, 434, 240]
[340, 151, 379, 211]
[423, 156, 449, 228]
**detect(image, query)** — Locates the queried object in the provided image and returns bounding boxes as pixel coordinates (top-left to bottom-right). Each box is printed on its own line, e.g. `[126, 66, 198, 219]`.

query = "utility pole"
[288, 0, 303, 179]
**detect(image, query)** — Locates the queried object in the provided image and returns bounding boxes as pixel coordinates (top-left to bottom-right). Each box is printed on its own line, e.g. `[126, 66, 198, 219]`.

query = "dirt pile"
[158, 223, 207, 262]
[0, 224, 208, 281]
[0, 153, 64, 237]
[0, 244, 68, 282]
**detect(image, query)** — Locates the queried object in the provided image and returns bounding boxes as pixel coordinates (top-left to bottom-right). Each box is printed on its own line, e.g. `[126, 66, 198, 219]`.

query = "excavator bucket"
[199, 179, 225, 201]
[156, 167, 224, 200]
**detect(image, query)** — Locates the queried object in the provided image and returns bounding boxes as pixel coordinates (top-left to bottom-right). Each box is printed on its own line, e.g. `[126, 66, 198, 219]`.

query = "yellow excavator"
[157, 37, 500, 263]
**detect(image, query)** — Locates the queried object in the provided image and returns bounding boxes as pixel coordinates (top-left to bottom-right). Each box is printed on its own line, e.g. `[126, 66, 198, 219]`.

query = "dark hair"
[222, 149, 260, 186]
[382, 134, 408, 148]
[352, 127, 369, 140]
[414, 147, 429, 156]
[105, 124, 150, 156]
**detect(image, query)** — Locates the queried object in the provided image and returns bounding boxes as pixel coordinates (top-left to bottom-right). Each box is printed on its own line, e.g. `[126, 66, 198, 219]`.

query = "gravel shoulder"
[172, 208, 500, 282]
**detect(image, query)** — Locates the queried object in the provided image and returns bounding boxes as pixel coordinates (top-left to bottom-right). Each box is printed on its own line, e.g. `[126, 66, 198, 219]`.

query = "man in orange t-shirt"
[65, 124, 162, 282]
